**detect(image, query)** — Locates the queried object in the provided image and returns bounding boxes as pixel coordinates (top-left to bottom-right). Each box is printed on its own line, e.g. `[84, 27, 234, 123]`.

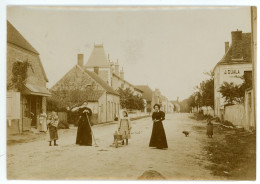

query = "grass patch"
[204, 126, 256, 180]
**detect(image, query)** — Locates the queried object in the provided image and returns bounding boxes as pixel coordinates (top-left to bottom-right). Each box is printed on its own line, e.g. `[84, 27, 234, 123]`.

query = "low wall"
[224, 104, 246, 128]
[201, 106, 214, 117]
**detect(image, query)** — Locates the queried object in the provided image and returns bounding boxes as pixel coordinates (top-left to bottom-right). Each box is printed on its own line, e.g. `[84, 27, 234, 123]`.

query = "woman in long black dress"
[149, 104, 168, 149]
[72, 102, 93, 146]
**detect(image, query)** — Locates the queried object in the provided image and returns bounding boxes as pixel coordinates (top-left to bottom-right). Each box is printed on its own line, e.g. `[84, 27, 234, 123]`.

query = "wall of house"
[86, 102, 99, 125]
[98, 93, 120, 123]
[87, 67, 112, 85]
[214, 63, 252, 117]
[7, 43, 47, 88]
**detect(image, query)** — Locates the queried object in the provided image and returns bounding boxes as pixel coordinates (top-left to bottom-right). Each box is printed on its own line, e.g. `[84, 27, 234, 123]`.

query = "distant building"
[135, 85, 153, 113]
[51, 54, 120, 123]
[85, 44, 143, 97]
[151, 88, 170, 113]
[213, 30, 252, 119]
[7, 21, 51, 134]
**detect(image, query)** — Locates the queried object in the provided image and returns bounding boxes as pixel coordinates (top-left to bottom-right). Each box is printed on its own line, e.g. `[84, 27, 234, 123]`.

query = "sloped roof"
[7, 21, 39, 54]
[135, 85, 152, 101]
[112, 73, 143, 93]
[7, 21, 49, 82]
[85, 44, 110, 67]
[215, 33, 252, 70]
[78, 66, 119, 96]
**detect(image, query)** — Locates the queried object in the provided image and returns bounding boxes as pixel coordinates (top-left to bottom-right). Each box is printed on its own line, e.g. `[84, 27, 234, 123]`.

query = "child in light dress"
[118, 110, 132, 145]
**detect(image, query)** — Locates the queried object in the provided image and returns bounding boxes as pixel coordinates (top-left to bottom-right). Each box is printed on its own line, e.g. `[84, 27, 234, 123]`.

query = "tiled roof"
[85, 44, 110, 67]
[7, 21, 49, 82]
[112, 73, 143, 93]
[7, 21, 39, 54]
[77, 65, 119, 96]
[215, 32, 251, 68]
[24, 83, 51, 97]
[135, 85, 153, 101]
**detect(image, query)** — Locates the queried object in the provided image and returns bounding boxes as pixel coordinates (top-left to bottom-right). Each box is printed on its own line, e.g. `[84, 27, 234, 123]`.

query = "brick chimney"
[225, 42, 229, 53]
[77, 54, 84, 67]
[231, 30, 243, 59]
[120, 67, 124, 80]
[115, 59, 119, 75]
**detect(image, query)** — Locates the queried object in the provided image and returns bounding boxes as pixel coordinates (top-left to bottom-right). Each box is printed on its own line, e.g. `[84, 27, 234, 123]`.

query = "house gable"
[51, 65, 105, 92]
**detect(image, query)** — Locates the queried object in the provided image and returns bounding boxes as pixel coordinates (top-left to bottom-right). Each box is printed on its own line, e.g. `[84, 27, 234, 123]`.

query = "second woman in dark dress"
[72, 102, 93, 146]
[149, 104, 168, 149]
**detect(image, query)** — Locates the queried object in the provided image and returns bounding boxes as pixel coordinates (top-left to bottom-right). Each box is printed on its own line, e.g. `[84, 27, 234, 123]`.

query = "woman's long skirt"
[149, 121, 168, 149]
[76, 121, 92, 146]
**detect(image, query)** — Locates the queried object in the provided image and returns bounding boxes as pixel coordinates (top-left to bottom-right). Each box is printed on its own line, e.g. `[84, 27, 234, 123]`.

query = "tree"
[7, 60, 32, 91]
[195, 71, 214, 108]
[117, 87, 144, 110]
[219, 73, 252, 105]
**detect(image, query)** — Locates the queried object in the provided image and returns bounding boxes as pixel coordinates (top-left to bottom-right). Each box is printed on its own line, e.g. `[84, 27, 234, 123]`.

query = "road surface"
[7, 113, 224, 180]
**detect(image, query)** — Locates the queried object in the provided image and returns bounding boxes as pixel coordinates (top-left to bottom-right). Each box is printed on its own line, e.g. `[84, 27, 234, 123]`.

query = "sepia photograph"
[2, 2, 257, 182]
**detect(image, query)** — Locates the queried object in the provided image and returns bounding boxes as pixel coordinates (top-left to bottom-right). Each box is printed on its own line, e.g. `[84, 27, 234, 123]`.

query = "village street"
[7, 113, 225, 180]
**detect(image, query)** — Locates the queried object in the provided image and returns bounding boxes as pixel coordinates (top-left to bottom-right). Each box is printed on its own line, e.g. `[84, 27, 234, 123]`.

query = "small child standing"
[47, 111, 59, 146]
[206, 118, 214, 138]
[118, 110, 132, 145]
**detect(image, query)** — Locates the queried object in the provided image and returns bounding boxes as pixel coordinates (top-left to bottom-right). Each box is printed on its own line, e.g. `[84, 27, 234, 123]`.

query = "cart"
[113, 131, 124, 148]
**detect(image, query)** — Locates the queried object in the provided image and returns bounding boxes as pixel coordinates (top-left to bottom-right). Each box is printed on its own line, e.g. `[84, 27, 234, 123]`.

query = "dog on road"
[182, 131, 190, 137]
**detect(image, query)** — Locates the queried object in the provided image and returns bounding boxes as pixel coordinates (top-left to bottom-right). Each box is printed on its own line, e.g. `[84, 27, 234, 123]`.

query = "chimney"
[115, 59, 119, 75]
[231, 30, 243, 59]
[225, 42, 229, 53]
[94, 66, 99, 75]
[110, 61, 114, 73]
[77, 54, 84, 67]
[120, 67, 124, 80]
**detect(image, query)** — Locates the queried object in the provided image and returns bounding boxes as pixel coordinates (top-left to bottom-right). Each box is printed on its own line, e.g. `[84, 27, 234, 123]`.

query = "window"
[121, 83, 124, 88]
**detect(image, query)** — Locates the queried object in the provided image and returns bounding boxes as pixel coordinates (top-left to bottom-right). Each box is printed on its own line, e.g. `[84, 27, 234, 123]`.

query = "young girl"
[118, 110, 132, 145]
[47, 111, 59, 146]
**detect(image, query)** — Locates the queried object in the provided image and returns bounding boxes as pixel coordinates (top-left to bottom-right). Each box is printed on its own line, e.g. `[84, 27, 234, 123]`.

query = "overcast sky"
[7, 6, 251, 101]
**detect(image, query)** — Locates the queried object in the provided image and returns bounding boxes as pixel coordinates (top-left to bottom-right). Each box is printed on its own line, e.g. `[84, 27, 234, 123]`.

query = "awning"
[23, 83, 51, 97]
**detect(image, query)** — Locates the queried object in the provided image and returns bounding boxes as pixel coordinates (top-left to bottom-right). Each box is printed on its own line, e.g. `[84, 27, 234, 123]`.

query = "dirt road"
[7, 113, 225, 180]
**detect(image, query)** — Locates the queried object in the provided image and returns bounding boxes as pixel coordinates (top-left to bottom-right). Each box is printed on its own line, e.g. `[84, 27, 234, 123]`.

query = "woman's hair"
[153, 104, 160, 109]
[122, 111, 128, 117]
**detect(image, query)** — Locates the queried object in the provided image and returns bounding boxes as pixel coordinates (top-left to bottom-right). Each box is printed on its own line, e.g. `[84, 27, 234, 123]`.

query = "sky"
[6, 6, 251, 101]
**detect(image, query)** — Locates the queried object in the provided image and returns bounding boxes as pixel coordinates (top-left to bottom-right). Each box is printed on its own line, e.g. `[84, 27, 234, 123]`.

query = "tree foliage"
[117, 87, 144, 110]
[7, 60, 31, 91]
[47, 90, 90, 111]
[194, 71, 214, 108]
[219, 73, 252, 105]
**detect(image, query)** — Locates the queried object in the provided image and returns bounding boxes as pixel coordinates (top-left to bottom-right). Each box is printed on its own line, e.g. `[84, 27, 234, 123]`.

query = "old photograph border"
[1, 0, 259, 184]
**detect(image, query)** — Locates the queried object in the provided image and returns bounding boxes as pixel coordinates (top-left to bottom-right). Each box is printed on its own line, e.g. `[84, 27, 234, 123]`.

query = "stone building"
[7, 21, 51, 134]
[151, 88, 170, 113]
[135, 85, 153, 113]
[85, 44, 143, 97]
[213, 30, 252, 118]
[51, 55, 120, 123]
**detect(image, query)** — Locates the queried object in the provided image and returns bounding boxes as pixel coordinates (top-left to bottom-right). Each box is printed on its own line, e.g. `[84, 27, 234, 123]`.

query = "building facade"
[7, 21, 51, 134]
[214, 30, 252, 118]
[51, 55, 120, 124]
[85, 44, 143, 98]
